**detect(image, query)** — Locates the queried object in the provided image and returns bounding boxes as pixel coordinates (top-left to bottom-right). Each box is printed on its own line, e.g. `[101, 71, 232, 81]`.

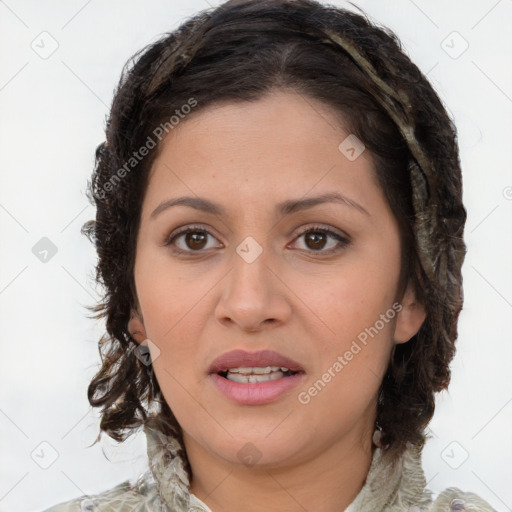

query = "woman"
[44, 0, 497, 510]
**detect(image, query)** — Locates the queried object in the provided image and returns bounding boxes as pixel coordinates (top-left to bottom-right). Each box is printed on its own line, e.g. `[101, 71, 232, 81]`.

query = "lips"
[208, 349, 304, 375]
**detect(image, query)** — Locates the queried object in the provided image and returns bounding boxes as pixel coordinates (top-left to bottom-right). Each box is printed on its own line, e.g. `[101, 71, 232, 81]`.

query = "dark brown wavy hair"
[81, 0, 466, 467]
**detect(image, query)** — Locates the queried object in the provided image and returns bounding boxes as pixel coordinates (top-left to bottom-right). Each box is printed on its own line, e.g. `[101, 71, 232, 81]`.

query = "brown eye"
[165, 224, 350, 256]
[304, 231, 328, 251]
[184, 231, 208, 250]
[292, 226, 350, 255]
[165, 226, 221, 253]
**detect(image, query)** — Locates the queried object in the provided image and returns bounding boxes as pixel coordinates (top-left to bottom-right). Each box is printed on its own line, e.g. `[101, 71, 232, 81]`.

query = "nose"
[214, 241, 292, 332]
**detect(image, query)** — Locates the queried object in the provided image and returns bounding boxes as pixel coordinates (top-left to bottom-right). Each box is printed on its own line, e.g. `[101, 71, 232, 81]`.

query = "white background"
[0, 1, 511, 511]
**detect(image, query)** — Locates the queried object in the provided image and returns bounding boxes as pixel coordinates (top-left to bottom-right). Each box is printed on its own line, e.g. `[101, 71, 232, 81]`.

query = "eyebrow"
[150, 191, 370, 220]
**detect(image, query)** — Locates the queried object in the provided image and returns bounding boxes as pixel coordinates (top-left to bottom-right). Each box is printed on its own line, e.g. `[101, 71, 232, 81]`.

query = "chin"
[202, 429, 306, 469]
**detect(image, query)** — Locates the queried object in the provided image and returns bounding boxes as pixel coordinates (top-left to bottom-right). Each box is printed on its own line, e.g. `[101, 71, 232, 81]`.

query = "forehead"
[143, 90, 382, 218]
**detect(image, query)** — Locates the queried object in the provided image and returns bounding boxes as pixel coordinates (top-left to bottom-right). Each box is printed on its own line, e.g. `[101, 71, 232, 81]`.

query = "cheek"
[291, 255, 399, 390]
[145, 294, 206, 420]
[295, 270, 398, 415]
[134, 248, 209, 340]
[301, 255, 400, 332]
[134, 260, 210, 399]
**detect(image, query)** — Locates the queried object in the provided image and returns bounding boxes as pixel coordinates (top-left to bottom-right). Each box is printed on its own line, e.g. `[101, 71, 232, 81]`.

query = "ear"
[393, 281, 426, 344]
[128, 308, 147, 345]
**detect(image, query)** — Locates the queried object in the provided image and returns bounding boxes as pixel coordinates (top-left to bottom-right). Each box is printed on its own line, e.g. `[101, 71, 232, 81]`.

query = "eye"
[164, 224, 222, 254]
[163, 223, 350, 256]
[291, 224, 350, 255]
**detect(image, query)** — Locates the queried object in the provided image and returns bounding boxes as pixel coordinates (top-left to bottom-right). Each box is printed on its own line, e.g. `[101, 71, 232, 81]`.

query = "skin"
[128, 90, 426, 512]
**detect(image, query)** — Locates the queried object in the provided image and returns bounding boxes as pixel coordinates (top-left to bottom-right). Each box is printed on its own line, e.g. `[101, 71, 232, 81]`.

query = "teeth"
[219, 365, 299, 383]
[226, 371, 284, 383]
[226, 366, 282, 375]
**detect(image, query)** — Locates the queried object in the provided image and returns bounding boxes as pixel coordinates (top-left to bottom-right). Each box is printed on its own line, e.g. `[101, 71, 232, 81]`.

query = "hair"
[81, 0, 466, 470]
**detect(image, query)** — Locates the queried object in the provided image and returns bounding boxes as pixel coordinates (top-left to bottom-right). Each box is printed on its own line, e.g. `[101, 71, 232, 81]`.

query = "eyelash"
[163, 223, 351, 257]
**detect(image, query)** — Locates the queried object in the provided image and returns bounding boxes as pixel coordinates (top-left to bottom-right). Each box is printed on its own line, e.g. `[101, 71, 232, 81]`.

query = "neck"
[186, 430, 374, 512]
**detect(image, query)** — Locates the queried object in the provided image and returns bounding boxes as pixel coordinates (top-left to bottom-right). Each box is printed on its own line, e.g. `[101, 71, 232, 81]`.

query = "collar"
[143, 420, 433, 512]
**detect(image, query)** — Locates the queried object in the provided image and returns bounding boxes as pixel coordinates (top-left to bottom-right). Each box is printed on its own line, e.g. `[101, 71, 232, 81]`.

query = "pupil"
[187, 232, 206, 250]
[307, 232, 325, 250]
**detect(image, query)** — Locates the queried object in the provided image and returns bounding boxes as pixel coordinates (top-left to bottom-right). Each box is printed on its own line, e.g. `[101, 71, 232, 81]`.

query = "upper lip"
[209, 349, 304, 374]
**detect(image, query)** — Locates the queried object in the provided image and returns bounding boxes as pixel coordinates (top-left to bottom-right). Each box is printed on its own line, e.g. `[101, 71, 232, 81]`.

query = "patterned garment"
[43, 422, 497, 512]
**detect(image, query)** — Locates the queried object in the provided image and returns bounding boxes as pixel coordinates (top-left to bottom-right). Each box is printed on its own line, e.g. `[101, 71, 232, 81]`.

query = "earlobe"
[393, 283, 427, 344]
[128, 308, 147, 344]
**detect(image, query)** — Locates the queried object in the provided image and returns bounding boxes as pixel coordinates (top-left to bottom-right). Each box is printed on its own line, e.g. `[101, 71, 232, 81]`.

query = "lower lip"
[210, 372, 304, 405]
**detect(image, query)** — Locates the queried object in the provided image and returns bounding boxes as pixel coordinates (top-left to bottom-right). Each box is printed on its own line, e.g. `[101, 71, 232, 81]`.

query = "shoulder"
[41, 470, 164, 512]
[425, 486, 498, 512]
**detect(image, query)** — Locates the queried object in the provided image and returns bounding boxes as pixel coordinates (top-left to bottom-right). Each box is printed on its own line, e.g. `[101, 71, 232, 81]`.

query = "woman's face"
[130, 90, 425, 469]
